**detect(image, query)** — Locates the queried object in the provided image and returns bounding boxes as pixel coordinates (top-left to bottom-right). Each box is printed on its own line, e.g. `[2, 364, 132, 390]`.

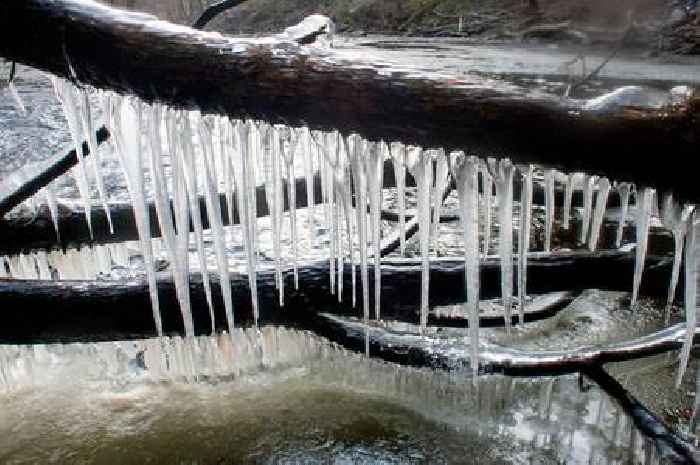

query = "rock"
[281, 14, 335, 47]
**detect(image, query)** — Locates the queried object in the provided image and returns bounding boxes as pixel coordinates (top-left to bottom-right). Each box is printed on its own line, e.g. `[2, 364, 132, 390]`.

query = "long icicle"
[588, 177, 611, 252]
[562, 173, 576, 230]
[490, 158, 515, 332]
[676, 207, 697, 387]
[43, 184, 61, 241]
[452, 152, 480, 379]
[390, 142, 408, 256]
[615, 183, 633, 249]
[301, 127, 316, 246]
[79, 89, 114, 234]
[367, 141, 385, 320]
[579, 174, 597, 244]
[272, 126, 285, 305]
[406, 146, 433, 331]
[518, 165, 534, 325]
[631, 188, 655, 308]
[198, 117, 235, 333]
[338, 136, 357, 308]
[431, 150, 449, 253]
[661, 193, 693, 323]
[480, 161, 493, 256]
[115, 98, 162, 336]
[544, 169, 555, 252]
[178, 115, 215, 324]
[283, 128, 300, 289]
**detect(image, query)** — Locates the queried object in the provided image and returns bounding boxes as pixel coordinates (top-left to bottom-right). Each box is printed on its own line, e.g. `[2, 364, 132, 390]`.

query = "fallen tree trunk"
[1, 0, 698, 201]
[0, 251, 673, 343]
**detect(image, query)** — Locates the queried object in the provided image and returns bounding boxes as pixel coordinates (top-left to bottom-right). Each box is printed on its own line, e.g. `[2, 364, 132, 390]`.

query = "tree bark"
[0, 0, 698, 201]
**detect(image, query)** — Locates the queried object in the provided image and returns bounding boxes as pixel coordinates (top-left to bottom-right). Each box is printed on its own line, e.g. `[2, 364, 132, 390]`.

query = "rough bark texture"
[0, 0, 698, 201]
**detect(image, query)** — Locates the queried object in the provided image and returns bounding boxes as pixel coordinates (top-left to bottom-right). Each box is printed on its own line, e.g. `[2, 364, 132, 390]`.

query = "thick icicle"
[390, 142, 408, 256]
[544, 169, 555, 252]
[272, 126, 286, 305]
[452, 152, 481, 378]
[661, 193, 693, 323]
[676, 208, 697, 387]
[114, 99, 163, 336]
[198, 118, 235, 333]
[431, 150, 449, 253]
[349, 135, 370, 325]
[615, 183, 633, 249]
[588, 178, 611, 252]
[366, 141, 385, 320]
[301, 127, 316, 245]
[165, 109, 195, 336]
[518, 165, 534, 325]
[630, 188, 655, 308]
[406, 146, 433, 331]
[231, 120, 259, 325]
[579, 175, 597, 244]
[480, 161, 493, 256]
[53, 78, 94, 238]
[79, 89, 114, 234]
[283, 128, 300, 289]
[337, 136, 357, 308]
[178, 116, 215, 325]
[489, 158, 516, 332]
[246, 121, 260, 323]
[318, 131, 336, 295]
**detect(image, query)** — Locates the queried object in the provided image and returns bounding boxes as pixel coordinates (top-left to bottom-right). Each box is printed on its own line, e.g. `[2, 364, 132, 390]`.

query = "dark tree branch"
[192, 0, 249, 30]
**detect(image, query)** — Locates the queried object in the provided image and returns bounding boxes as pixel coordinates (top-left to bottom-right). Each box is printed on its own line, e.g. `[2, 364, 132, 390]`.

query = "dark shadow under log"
[0, 251, 673, 344]
[1, 0, 698, 202]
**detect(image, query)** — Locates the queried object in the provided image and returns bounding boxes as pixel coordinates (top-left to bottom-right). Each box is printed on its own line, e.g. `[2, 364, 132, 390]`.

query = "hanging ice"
[198, 117, 235, 333]
[579, 174, 597, 244]
[452, 152, 480, 378]
[480, 161, 493, 256]
[282, 127, 300, 289]
[431, 150, 449, 253]
[588, 178, 611, 252]
[406, 146, 433, 330]
[79, 89, 114, 234]
[43, 185, 61, 241]
[676, 208, 697, 387]
[113, 98, 163, 336]
[301, 127, 316, 245]
[630, 188, 655, 308]
[489, 158, 515, 332]
[53, 78, 94, 238]
[562, 173, 580, 230]
[272, 126, 286, 305]
[366, 141, 385, 320]
[544, 169, 555, 252]
[390, 142, 408, 256]
[336, 136, 356, 307]
[615, 182, 633, 248]
[518, 165, 534, 324]
[660, 193, 693, 323]
[349, 135, 370, 330]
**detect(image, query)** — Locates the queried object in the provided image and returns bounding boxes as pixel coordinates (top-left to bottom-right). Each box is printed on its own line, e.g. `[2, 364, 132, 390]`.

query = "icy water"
[1, 11, 698, 464]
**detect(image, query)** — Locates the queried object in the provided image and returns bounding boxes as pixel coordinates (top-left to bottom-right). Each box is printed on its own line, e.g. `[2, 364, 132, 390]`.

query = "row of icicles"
[3, 77, 696, 382]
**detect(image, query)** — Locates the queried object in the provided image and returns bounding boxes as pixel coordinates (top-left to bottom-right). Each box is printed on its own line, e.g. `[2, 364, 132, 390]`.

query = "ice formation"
[631, 188, 655, 308]
[588, 178, 610, 252]
[615, 183, 633, 249]
[660, 193, 693, 322]
[544, 169, 555, 252]
[677, 208, 697, 387]
[518, 165, 534, 324]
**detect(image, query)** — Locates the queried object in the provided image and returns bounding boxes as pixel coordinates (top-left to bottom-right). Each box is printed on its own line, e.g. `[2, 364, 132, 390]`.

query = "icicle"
[198, 118, 235, 334]
[630, 188, 655, 308]
[165, 110, 195, 336]
[326, 132, 339, 300]
[579, 175, 597, 244]
[489, 158, 515, 332]
[246, 121, 260, 324]
[615, 183, 633, 249]
[562, 173, 575, 230]
[231, 120, 259, 326]
[337, 136, 357, 308]
[53, 78, 94, 238]
[301, 127, 316, 245]
[588, 178, 611, 252]
[283, 128, 300, 289]
[43, 185, 61, 241]
[431, 150, 449, 253]
[406, 146, 433, 331]
[366, 141, 384, 320]
[333, 134, 345, 302]
[390, 142, 407, 256]
[178, 115, 215, 327]
[79, 89, 114, 234]
[518, 165, 534, 325]
[480, 161, 493, 256]
[452, 152, 480, 379]
[661, 193, 693, 323]
[35, 251, 51, 280]
[349, 135, 370, 334]
[113, 98, 163, 336]
[318, 131, 336, 296]
[676, 208, 697, 387]
[271, 126, 285, 306]
[544, 169, 555, 252]
[7, 81, 26, 116]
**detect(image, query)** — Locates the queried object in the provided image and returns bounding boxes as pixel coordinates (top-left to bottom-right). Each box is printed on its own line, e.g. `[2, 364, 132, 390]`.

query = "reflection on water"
[0, 327, 662, 464]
